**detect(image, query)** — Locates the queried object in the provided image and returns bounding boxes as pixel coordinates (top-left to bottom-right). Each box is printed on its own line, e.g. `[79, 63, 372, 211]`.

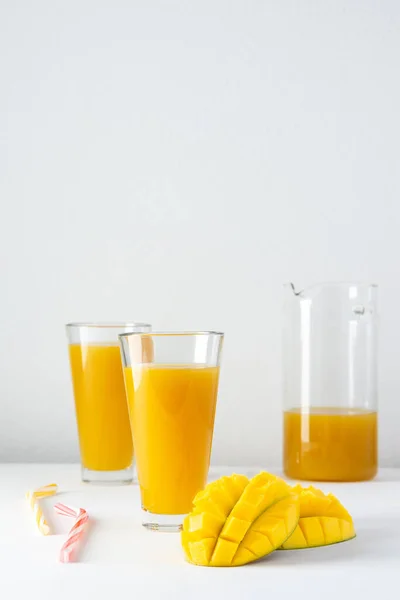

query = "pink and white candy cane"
[54, 503, 89, 563]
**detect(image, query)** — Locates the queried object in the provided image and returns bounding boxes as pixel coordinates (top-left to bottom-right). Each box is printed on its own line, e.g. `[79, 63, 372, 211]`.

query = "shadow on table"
[74, 514, 399, 567]
[250, 516, 398, 567]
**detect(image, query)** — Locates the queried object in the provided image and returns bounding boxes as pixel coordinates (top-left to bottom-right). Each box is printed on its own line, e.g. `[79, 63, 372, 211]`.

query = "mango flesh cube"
[233, 546, 258, 567]
[299, 517, 325, 546]
[188, 538, 215, 565]
[236, 530, 274, 559]
[319, 516, 342, 543]
[221, 474, 249, 497]
[280, 522, 307, 549]
[209, 538, 238, 567]
[340, 519, 356, 540]
[181, 472, 300, 567]
[184, 511, 222, 538]
[252, 516, 288, 548]
[181, 532, 192, 562]
[220, 516, 250, 543]
[281, 485, 356, 550]
[192, 497, 227, 521]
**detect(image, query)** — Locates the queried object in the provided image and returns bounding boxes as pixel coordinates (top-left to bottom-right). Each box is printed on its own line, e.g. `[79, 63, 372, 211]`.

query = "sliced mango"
[281, 485, 356, 549]
[181, 472, 299, 567]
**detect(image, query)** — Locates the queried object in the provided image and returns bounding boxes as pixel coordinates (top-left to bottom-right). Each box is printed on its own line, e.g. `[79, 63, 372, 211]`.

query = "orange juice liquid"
[69, 344, 133, 471]
[124, 364, 219, 514]
[284, 407, 377, 481]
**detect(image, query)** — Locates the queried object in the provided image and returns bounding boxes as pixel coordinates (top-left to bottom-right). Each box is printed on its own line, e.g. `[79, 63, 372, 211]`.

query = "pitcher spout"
[284, 282, 309, 298]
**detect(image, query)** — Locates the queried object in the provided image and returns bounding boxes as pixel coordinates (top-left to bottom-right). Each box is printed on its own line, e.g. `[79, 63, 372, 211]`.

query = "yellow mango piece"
[319, 516, 342, 543]
[191, 496, 227, 521]
[340, 518, 356, 540]
[182, 475, 250, 564]
[181, 472, 299, 567]
[194, 484, 231, 515]
[193, 475, 249, 519]
[220, 516, 250, 543]
[181, 531, 192, 562]
[281, 485, 356, 550]
[280, 521, 307, 548]
[229, 472, 292, 522]
[235, 530, 274, 560]
[298, 517, 325, 546]
[210, 537, 238, 567]
[184, 510, 222, 539]
[187, 538, 215, 565]
[232, 494, 298, 566]
[219, 474, 250, 503]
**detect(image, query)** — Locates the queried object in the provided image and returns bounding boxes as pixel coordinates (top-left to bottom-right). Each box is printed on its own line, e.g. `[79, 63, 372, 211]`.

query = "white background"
[1, 0, 399, 466]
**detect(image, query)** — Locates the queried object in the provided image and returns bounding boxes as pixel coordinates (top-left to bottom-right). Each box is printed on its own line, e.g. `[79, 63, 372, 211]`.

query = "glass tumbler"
[283, 283, 378, 482]
[119, 331, 224, 531]
[66, 322, 151, 484]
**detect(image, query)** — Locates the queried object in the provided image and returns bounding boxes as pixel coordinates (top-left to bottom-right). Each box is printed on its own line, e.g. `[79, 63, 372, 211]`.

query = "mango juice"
[69, 344, 133, 471]
[124, 365, 220, 514]
[284, 407, 377, 481]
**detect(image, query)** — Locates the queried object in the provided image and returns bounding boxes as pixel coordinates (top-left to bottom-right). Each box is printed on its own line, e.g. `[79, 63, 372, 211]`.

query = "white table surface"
[1, 464, 399, 600]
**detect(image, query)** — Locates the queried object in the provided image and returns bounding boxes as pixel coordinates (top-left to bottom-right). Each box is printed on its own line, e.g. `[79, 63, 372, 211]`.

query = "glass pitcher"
[283, 282, 378, 482]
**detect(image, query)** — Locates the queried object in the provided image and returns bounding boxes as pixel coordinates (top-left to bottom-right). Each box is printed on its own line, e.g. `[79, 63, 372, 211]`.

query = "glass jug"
[283, 282, 378, 482]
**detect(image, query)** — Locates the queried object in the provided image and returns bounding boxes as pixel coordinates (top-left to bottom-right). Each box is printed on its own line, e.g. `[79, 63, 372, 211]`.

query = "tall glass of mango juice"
[66, 322, 151, 484]
[119, 331, 224, 531]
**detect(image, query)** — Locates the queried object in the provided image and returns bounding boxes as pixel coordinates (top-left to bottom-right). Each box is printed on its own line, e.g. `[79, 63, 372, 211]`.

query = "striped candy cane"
[54, 503, 89, 563]
[25, 483, 58, 535]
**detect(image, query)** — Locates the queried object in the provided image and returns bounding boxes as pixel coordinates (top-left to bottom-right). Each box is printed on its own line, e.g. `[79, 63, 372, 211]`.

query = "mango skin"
[281, 485, 356, 550]
[181, 472, 300, 567]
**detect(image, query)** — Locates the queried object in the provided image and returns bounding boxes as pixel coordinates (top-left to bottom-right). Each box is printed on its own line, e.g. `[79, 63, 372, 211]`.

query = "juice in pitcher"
[284, 407, 377, 481]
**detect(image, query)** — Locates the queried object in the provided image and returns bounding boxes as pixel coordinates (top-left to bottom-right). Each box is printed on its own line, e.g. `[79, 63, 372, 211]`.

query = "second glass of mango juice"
[66, 322, 151, 484]
[119, 331, 224, 531]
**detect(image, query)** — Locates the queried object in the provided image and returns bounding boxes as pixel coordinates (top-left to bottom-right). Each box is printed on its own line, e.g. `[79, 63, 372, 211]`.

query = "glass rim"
[119, 330, 224, 340]
[66, 322, 152, 329]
